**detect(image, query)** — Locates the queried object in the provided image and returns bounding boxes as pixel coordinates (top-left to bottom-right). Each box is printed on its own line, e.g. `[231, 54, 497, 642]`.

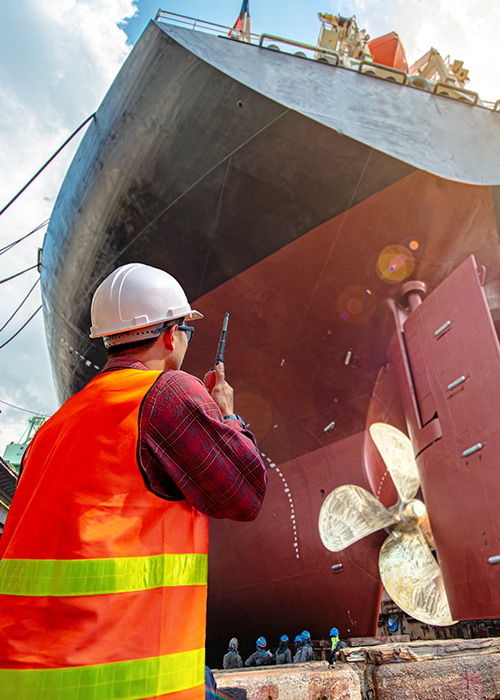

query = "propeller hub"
[399, 499, 427, 526]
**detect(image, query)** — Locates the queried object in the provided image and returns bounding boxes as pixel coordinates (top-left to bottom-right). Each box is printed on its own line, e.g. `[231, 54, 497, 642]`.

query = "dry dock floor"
[213, 638, 500, 699]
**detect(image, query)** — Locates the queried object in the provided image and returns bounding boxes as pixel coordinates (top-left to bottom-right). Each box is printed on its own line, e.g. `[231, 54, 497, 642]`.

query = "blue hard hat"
[294, 634, 302, 643]
[301, 630, 311, 641]
[280, 635, 288, 642]
[256, 636, 266, 648]
[330, 627, 339, 636]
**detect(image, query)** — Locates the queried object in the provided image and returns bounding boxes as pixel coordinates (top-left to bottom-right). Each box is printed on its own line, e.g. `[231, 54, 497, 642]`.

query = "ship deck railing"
[155, 11, 262, 44]
[155, 10, 498, 112]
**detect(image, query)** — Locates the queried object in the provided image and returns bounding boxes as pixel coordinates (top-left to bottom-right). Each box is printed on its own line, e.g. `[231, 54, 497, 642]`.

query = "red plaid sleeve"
[140, 369, 268, 521]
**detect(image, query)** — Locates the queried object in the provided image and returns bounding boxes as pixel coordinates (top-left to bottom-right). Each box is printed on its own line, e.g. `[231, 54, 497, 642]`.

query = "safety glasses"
[176, 324, 195, 344]
[156, 321, 195, 344]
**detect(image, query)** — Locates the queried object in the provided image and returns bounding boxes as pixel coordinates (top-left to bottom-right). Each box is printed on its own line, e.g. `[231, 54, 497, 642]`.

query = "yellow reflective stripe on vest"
[0, 647, 204, 700]
[0, 552, 207, 596]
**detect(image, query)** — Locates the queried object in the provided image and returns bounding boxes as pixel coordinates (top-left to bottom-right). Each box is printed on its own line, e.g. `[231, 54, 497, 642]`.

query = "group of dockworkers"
[222, 628, 346, 668]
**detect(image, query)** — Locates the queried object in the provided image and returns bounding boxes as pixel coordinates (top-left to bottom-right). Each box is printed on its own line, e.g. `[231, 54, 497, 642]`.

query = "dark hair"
[105, 335, 159, 358]
[104, 317, 185, 358]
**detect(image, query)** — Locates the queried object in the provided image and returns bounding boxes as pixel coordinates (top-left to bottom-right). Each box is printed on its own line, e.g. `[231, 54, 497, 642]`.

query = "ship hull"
[41, 19, 500, 662]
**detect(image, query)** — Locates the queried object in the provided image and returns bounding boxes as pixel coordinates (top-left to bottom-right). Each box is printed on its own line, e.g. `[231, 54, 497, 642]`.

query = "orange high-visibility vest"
[0, 369, 209, 700]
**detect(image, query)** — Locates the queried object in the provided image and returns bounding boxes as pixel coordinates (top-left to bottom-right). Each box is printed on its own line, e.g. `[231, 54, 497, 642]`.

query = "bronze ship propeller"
[318, 422, 456, 627]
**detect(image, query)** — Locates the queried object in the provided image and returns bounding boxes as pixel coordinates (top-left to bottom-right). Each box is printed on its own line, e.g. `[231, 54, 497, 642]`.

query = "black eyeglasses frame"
[155, 321, 195, 344]
[176, 324, 195, 344]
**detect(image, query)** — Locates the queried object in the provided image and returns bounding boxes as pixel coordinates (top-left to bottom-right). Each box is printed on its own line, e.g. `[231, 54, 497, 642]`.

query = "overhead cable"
[0, 398, 50, 417]
[0, 112, 96, 218]
[0, 219, 49, 256]
[0, 265, 38, 284]
[0, 278, 40, 333]
[0, 305, 42, 350]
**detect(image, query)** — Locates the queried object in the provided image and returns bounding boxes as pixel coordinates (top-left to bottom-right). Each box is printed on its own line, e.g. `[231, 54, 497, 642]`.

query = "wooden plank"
[347, 635, 410, 647]
[338, 647, 365, 662]
[339, 636, 411, 663]
[365, 638, 500, 665]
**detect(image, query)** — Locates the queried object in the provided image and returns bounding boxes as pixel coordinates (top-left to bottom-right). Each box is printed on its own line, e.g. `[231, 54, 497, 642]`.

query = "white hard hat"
[89, 263, 203, 347]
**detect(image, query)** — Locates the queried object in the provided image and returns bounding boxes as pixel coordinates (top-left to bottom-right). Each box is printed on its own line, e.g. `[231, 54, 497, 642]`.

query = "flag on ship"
[230, 0, 251, 42]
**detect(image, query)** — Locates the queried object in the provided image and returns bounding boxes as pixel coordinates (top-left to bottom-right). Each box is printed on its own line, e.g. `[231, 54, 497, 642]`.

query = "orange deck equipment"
[368, 32, 409, 71]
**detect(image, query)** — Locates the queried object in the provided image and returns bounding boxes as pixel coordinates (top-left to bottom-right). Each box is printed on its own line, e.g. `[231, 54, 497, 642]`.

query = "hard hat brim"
[90, 309, 203, 339]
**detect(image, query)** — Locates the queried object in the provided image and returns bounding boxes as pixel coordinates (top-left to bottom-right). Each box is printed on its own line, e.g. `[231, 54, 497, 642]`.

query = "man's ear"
[161, 325, 176, 351]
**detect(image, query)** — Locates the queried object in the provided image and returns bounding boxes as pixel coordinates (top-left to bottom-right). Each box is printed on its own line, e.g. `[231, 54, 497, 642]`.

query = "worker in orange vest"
[0, 263, 268, 700]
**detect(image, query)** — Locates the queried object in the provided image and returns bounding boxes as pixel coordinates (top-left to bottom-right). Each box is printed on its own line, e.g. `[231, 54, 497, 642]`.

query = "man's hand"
[203, 363, 234, 417]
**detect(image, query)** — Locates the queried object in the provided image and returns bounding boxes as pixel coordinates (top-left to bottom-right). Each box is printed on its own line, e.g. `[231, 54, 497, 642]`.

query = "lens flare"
[376, 245, 415, 284]
[337, 285, 377, 324]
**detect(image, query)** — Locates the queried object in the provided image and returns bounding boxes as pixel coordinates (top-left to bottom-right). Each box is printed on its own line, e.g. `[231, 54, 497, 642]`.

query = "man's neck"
[118, 352, 179, 372]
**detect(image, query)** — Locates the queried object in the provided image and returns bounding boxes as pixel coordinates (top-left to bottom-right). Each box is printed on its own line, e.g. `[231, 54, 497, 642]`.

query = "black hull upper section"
[164, 24, 500, 186]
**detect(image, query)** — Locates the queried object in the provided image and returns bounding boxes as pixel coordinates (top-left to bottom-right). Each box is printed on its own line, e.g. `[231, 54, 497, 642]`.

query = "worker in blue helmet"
[293, 630, 313, 663]
[329, 627, 347, 664]
[223, 637, 243, 669]
[244, 636, 274, 666]
[275, 634, 292, 665]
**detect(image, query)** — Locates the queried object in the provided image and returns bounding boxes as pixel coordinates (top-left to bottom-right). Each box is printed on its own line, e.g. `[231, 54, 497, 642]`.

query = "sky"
[0, 0, 499, 453]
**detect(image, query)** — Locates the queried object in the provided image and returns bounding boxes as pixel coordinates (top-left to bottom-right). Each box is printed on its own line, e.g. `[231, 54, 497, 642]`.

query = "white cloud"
[0, 0, 137, 453]
[354, 0, 500, 102]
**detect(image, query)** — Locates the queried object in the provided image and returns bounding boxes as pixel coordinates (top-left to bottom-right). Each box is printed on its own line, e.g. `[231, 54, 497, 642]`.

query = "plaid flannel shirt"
[102, 357, 267, 521]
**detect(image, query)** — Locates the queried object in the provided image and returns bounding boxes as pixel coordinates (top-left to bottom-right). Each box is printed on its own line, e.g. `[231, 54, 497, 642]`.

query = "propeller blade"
[369, 422, 420, 502]
[379, 528, 456, 626]
[319, 484, 396, 552]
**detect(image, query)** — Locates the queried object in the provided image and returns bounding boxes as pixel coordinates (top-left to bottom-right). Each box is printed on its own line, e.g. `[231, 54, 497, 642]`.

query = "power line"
[0, 265, 38, 284]
[0, 305, 42, 350]
[0, 219, 49, 256]
[0, 112, 96, 218]
[0, 278, 40, 333]
[0, 398, 50, 417]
